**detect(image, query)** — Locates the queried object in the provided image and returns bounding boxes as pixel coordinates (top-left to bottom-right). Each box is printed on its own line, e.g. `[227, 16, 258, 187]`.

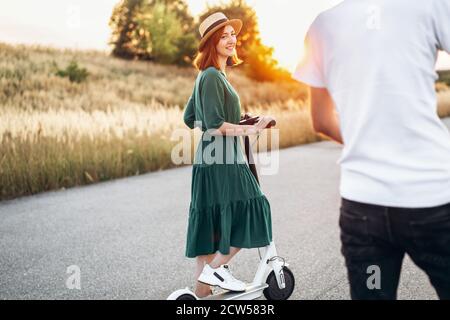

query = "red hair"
[194, 26, 242, 70]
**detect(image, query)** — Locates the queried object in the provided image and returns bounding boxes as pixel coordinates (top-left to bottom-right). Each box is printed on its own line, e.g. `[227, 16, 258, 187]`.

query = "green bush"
[55, 61, 89, 83]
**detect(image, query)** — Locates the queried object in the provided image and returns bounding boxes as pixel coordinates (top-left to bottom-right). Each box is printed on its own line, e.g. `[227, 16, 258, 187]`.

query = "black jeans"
[339, 197, 450, 300]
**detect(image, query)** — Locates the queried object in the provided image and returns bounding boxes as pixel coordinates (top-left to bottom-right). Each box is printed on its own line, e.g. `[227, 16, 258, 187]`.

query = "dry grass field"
[1, 42, 449, 200]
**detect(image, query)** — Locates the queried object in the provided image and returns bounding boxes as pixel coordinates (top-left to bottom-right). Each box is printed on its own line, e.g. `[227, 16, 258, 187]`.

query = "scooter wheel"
[176, 293, 197, 300]
[263, 267, 295, 300]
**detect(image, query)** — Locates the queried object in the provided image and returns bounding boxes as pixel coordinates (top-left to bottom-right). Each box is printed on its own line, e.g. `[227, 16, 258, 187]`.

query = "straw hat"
[198, 12, 242, 51]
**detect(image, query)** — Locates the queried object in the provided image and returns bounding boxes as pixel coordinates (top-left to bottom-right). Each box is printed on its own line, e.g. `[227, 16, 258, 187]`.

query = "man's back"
[295, 0, 450, 207]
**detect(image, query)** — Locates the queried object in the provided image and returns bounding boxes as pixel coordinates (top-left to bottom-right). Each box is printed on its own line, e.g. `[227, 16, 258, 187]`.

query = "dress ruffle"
[185, 164, 273, 258]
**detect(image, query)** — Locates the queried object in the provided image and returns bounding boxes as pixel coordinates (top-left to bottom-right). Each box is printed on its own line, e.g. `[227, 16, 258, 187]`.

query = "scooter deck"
[202, 283, 269, 300]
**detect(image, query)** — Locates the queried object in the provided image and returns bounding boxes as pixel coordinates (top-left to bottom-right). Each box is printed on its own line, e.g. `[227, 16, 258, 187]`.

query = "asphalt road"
[1, 118, 449, 300]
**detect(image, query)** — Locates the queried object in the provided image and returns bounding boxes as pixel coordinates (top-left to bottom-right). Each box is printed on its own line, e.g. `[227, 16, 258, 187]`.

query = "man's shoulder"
[306, 4, 342, 37]
[311, 1, 351, 30]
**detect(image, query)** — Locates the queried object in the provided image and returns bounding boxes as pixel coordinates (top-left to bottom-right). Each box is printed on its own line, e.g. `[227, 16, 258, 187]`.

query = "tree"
[109, 0, 143, 60]
[136, 1, 197, 65]
[109, 0, 197, 65]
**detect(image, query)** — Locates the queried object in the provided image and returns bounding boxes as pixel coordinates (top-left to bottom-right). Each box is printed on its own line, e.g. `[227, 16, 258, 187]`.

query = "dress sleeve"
[183, 89, 196, 129]
[200, 71, 226, 130]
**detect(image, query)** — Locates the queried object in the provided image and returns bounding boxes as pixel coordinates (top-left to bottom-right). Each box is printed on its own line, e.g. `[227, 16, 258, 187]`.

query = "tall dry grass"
[0, 42, 314, 200]
[0, 42, 307, 112]
[1, 42, 449, 200]
[0, 105, 180, 198]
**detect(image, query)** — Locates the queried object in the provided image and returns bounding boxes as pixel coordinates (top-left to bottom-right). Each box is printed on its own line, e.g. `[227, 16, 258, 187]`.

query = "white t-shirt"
[293, 0, 450, 208]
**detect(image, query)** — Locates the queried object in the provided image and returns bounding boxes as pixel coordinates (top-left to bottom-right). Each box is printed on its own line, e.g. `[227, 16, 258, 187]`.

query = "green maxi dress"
[183, 66, 272, 258]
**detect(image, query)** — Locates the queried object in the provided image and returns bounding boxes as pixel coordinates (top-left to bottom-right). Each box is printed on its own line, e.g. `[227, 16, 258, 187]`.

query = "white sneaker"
[198, 264, 246, 292]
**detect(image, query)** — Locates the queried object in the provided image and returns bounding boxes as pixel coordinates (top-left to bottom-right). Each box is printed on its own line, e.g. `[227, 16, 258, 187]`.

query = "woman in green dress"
[183, 12, 275, 298]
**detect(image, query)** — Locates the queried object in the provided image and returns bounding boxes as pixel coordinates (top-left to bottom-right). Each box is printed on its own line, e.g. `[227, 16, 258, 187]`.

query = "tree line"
[109, 0, 292, 82]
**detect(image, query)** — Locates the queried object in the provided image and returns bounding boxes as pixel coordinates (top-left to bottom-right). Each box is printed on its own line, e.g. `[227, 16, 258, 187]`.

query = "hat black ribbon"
[202, 18, 228, 38]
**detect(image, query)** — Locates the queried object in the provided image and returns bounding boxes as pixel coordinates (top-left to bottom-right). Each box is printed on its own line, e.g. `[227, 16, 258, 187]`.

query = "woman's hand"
[211, 115, 276, 136]
[254, 115, 276, 131]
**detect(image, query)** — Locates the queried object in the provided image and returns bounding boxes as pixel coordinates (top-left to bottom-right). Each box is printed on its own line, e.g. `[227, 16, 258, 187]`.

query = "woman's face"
[216, 25, 237, 58]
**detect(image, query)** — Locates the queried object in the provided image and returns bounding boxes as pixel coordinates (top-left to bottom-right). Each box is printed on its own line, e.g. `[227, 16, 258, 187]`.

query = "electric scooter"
[167, 115, 295, 300]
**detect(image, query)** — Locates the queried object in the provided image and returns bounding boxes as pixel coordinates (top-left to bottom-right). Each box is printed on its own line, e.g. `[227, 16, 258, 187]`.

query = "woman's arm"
[200, 70, 275, 136]
[208, 116, 275, 136]
[183, 92, 196, 129]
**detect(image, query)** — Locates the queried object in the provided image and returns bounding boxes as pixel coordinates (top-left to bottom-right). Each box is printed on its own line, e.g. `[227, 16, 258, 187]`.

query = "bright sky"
[1, 0, 449, 71]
